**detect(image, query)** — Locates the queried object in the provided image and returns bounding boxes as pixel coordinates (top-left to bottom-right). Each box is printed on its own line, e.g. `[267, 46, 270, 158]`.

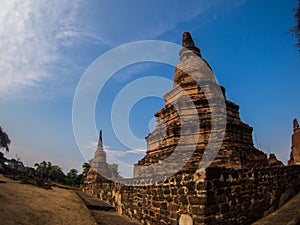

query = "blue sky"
[0, 0, 299, 177]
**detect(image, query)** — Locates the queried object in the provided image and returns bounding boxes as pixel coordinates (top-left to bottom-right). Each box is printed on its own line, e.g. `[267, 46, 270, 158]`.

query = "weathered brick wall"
[204, 166, 300, 224]
[83, 170, 208, 225]
[82, 165, 300, 225]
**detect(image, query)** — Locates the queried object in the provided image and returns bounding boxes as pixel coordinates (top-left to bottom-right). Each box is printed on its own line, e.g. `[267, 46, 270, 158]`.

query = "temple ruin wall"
[82, 165, 300, 225]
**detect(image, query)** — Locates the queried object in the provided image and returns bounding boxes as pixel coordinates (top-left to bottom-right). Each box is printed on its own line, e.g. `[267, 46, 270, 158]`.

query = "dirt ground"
[0, 174, 97, 225]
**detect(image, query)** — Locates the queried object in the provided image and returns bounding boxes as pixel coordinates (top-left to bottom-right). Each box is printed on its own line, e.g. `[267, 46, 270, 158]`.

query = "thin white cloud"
[0, 0, 247, 101]
[82, 141, 97, 151]
[83, 141, 146, 158]
[105, 147, 146, 158]
[0, 0, 89, 101]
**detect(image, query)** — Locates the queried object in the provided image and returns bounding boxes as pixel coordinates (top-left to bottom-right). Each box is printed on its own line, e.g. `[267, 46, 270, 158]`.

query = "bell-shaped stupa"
[91, 130, 110, 177]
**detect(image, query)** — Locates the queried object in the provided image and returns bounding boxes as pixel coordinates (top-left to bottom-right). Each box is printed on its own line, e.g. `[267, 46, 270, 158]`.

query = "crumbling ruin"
[83, 32, 300, 225]
[134, 32, 268, 178]
[288, 118, 300, 165]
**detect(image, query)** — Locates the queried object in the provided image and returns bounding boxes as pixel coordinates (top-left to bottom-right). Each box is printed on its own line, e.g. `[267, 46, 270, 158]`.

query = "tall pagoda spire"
[91, 130, 110, 177]
[179, 32, 201, 59]
[97, 130, 103, 148]
[293, 118, 299, 132]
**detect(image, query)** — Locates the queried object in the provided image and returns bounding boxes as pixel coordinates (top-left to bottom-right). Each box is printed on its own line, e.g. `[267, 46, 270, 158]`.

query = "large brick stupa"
[134, 32, 268, 178]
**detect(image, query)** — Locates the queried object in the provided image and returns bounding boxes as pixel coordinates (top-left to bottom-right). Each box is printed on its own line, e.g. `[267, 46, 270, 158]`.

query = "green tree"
[23, 166, 36, 178]
[34, 161, 49, 179]
[82, 162, 91, 178]
[108, 164, 122, 179]
[34, 161, 65, 182]
[78, 162, 91, 184]
[48, 165, 65, 183]
[65, 168, 79, 185]
[7, 158, 24, 171]
[0, 126, 11, 152]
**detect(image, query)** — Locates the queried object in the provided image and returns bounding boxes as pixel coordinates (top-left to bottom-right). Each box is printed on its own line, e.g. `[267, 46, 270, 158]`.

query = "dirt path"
[0, 174, 97, 225]
[76, 191, 141, 225]
[252, 192, 300, 225]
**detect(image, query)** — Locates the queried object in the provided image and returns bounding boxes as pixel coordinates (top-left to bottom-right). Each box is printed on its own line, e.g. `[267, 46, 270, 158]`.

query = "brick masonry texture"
[133, 32, 268, 178]
[83, 32, 298, 225]
[288, 119, 300, 165]
[82, 166, 300, 225]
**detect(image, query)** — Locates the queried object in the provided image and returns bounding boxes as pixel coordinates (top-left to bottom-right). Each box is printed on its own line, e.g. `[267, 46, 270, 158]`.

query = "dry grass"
[0, 174, 97, 225]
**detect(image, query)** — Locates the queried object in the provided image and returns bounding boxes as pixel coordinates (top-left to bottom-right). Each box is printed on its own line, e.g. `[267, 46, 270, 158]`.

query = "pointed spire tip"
[179, 32, 201, 59]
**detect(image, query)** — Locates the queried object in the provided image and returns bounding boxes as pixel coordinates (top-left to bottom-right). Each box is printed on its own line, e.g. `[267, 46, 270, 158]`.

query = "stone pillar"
[288, 119, 300, 165]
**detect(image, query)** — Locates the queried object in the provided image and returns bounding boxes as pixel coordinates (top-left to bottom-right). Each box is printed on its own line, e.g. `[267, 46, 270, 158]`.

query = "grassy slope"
[0, 174, 97, 225]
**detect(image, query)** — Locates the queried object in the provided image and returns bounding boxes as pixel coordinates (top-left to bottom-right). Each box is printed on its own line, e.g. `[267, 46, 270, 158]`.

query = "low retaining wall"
[82, 165, 300, 225]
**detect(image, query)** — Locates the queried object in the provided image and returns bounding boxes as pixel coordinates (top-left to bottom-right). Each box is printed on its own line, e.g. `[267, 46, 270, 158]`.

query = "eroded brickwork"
[288, 118, 300, 165]
[82, 32, 297, 225]
[82, 166, 300, 225]
[134, 32, 267, 178]
[267, 153, 284, 167]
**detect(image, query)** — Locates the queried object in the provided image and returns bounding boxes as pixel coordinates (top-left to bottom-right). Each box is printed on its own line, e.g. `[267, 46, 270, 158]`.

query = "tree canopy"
[34, 161, 65, 183]
[0, 126, 11, 152]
